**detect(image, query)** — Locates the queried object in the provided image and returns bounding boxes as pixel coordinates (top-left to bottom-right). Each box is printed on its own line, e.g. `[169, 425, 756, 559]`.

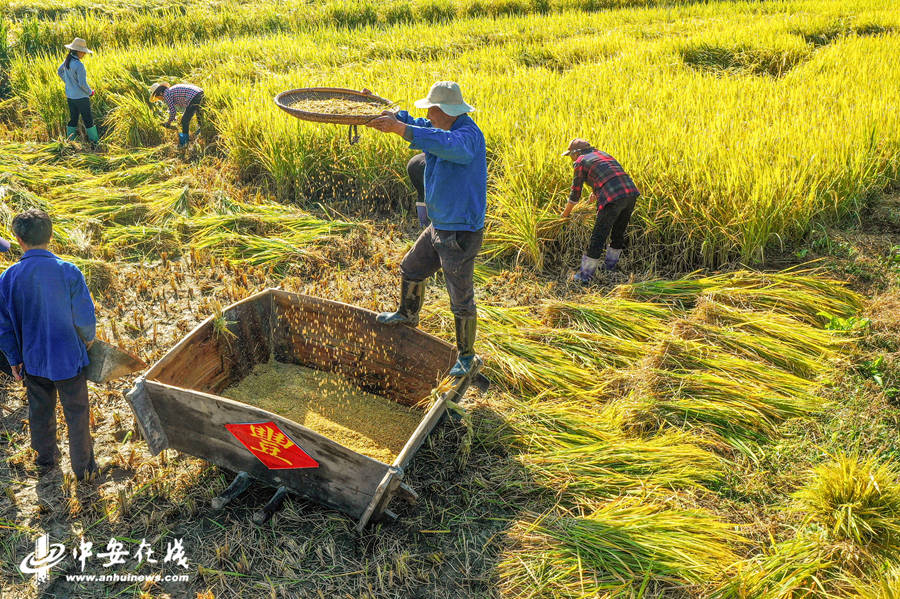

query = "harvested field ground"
[1, 207, 897, 597]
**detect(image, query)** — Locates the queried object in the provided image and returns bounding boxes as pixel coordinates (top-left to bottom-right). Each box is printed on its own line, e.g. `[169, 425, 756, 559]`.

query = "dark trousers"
[401, 225, 483, 318]
[407, 153, 430, 225]
[181, 92, 204, 135]
[66, 97, 94, 128]
[586, 194, 639, 259]
[407, 153, 426, 204]
[25, 371, 96, 477]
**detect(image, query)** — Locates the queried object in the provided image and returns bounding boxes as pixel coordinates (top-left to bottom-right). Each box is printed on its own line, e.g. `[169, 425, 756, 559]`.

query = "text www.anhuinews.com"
[65, 573, 190, 583]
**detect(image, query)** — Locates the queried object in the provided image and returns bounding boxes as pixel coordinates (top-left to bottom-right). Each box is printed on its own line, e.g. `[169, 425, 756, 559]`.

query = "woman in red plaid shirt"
[560, 138, 640, 283]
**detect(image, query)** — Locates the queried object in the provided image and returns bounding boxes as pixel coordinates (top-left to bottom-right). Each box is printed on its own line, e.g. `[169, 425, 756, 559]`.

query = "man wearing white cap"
[57, 38, 99, 145]
[366, 81, 487, 378]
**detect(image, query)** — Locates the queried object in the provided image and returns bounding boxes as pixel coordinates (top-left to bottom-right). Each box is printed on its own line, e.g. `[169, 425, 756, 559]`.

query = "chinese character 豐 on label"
[249, 425, 296, 464]
[225, 421, 319, 470]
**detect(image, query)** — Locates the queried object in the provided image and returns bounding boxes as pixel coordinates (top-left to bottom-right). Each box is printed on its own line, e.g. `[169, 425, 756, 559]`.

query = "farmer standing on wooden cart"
[366, 81, 486, 378]
[560, 138, 640, 283]
[0, 210, 98, 480]
[149, 82, 204, 147]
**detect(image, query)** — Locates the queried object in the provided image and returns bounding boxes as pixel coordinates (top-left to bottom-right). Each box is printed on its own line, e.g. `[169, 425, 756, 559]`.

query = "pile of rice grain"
[288, 98, 385, 116]
[222, 360, 421, 463]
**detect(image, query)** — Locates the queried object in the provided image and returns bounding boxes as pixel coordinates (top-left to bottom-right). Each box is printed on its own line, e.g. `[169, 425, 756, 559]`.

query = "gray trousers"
[400, 225, 483, 318]
[25, 371, 96, 477]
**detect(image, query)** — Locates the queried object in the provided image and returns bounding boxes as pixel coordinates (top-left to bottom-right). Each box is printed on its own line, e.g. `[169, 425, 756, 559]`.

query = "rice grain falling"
[222, 360, 421, 463]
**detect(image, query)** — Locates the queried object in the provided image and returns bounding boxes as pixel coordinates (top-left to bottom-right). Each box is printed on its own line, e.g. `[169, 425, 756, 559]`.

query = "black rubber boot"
[376, 278, 426, 326]
[449, 316, 480, 377]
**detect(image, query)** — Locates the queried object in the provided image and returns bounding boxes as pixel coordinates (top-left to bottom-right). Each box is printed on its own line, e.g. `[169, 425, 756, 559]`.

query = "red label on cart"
[225, 421, 319, 470]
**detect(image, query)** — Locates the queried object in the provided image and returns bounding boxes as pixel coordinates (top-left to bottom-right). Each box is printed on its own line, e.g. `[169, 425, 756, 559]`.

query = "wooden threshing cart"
[125, 289, 479, 529]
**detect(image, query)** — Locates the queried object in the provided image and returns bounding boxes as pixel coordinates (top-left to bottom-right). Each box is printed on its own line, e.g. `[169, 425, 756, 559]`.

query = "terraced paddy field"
[0, 0, 899, 597]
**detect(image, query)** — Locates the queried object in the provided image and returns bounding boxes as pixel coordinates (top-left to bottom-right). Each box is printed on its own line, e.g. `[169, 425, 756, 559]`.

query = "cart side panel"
[149, 293, 273, 394]
[271, 291, 455, 406]
[144, 380, 388, 518]
[360, 373, 480, 526]
[125, 379, 169, 455]
[392, 376, 462, 472]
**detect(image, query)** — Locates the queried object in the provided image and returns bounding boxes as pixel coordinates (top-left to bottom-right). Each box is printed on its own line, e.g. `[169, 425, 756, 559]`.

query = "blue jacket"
[396, 111, 487, 231]
[0, 250, 96, 381]
[57, 56, 92, 100]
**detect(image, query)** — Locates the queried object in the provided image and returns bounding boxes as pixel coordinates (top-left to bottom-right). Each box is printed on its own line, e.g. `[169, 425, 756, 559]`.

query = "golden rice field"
[2, 0, 899, 267]
[0, 0, 899, 597]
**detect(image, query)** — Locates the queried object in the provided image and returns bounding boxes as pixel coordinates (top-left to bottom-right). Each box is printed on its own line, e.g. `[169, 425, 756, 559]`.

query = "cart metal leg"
[253, 486, 289, 525]
[211, 471, 251, 510]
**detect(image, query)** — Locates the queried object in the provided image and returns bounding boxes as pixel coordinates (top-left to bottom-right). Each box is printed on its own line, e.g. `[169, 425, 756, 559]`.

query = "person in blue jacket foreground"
[57, 37, 99, 146]
[366, 81, 487, 378]
[0, 210, 98, 480]
[0, 238, 10, 378]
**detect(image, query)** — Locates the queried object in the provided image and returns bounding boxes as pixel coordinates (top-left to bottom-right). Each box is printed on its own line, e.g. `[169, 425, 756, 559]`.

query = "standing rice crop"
[104, 92, 166, 148]
[9, 0, 900, 268]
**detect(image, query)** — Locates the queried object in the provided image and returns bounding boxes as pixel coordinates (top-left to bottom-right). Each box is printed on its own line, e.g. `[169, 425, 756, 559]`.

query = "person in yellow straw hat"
[57, 38, 99, 145]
